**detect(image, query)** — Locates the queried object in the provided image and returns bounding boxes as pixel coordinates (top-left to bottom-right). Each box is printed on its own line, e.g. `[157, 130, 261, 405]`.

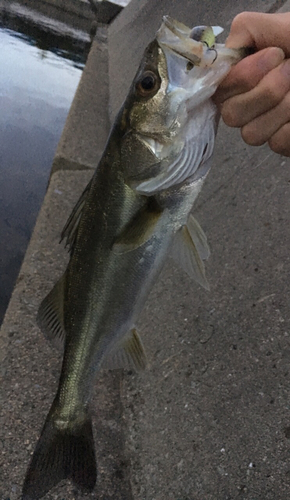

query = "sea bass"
[22, 16, 245, 499]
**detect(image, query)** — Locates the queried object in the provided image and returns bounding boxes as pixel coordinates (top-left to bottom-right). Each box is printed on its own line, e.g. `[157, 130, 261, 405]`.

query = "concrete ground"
[1, 0, 290, 499]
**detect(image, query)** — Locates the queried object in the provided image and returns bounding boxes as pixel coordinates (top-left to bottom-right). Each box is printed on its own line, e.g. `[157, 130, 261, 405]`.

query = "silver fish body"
[22, 16, 245, 500]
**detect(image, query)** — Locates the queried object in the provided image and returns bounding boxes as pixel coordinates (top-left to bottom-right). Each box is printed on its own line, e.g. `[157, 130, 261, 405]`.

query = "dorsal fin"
[37, 275, 66, 351]
[102, 328, 147, 371]
[61, 177, 93, 252]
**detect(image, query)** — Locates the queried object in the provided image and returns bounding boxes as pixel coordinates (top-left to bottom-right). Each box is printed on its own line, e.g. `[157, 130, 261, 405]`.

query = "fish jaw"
[156, 15, 245, 110]
[157, 15, 245, 67]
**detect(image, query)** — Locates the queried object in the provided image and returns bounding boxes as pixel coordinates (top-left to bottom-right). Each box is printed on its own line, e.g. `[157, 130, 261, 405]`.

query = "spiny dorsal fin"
[172, 225, 210, 290]
[102, 328, 147, 371]
[37, 276, 66, 351]
[61, 177, 93, 252]
[187, 214, 210, 260]
[113, 199, 162, 254]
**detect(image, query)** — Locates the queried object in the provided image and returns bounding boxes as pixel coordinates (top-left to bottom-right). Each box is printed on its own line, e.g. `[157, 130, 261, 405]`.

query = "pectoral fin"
[37, 275, 66, 351]
[102, 328, 147, 371]
[172, 222, 210, 290]
[113, 200, 162, 254]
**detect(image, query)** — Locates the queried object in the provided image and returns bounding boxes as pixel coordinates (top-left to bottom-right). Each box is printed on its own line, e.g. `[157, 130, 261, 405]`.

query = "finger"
[214, 47, 285, 104]
[241, 91, 290, 146]
[268, 122, 290, 156]
[226, 12, 290, 57]
[221, 58, 290, 127]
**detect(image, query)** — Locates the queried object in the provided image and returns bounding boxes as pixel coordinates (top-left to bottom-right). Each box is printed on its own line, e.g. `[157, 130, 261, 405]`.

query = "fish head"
[121, 38, 175, 143]
[124, 16, 245, 140]
[121, 16, 246, 194]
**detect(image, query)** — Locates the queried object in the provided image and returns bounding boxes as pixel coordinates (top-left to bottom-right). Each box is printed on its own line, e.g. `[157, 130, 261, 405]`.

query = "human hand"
[214, 12, 290, 156]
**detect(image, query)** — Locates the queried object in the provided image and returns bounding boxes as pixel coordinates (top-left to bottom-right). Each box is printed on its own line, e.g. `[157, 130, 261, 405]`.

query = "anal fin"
[102, 328, 147, 371]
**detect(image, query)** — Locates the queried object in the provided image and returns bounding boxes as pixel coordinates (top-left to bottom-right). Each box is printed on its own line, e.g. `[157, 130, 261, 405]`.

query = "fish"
[22, 16, 246, 500]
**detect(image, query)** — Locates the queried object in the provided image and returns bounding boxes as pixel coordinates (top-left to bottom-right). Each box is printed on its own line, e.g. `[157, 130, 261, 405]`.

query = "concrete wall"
[52, 26, 111, 174]
[0, 0, 122, 32]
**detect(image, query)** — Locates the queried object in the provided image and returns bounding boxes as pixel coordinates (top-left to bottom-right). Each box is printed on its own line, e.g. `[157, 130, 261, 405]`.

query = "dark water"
[0, 11, 90, 324]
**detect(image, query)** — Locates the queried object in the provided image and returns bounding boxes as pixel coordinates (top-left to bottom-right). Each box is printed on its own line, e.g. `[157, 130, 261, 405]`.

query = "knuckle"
[231, 12, 252, 31]
[269, 127, 290, 156]
[221, 103, 240, 127]
[262, 85, 283, 107]
[261, 66, 290, 107]
[268, 136, 284, 155]
[235, 71, 253, 92]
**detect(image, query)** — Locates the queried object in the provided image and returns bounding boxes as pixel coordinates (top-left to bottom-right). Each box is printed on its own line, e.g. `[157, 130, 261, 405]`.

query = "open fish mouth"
[156, 15, 243, 68]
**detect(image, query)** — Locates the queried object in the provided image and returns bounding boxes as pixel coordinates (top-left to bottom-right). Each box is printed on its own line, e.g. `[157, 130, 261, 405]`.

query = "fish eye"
[136, 71, 159, 96]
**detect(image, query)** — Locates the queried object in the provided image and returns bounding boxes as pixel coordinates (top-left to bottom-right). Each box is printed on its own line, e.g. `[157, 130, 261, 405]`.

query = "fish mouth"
[155, 16, 247, 105]
[156, 16, 244, 68]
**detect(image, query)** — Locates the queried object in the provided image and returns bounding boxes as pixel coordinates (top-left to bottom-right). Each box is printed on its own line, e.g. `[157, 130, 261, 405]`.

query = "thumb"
[226, 11, 290, 57]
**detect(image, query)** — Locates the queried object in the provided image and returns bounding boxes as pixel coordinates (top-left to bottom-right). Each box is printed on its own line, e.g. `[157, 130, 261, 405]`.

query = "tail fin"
[22, 416, 96, 500]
